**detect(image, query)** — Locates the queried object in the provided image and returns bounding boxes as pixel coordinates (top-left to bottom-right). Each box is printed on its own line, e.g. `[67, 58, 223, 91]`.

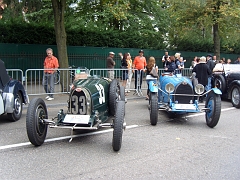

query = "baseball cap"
[207, 54, 212, 57]
[109, 52, 115, 55]
[139, 50, 144, 53]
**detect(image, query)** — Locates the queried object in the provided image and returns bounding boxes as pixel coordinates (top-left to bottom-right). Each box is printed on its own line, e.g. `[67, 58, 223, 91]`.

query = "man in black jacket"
[192, 56, 211, 102]
[206, 54, 215, 91]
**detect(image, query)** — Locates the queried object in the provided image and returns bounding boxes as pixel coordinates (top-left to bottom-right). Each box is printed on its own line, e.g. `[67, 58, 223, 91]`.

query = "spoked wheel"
[205, 91, 221, 128]
[231, 85, 240, 108]
[109, 79, 120, 116]
[112, 101, 125, 151]
[54, 70, 60, 85]
[26, 98, 48, 146]
[7, 92, 23, 121]
[149, 92, 158, 125]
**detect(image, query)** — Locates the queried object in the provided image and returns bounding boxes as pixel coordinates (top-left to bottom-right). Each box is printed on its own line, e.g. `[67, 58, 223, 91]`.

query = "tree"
[51, 0, 69, 91]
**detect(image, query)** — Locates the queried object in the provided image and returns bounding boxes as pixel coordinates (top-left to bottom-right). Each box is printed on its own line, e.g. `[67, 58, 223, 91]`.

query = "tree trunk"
[213, 22, 220, 60]
[51, 0, 69, 92]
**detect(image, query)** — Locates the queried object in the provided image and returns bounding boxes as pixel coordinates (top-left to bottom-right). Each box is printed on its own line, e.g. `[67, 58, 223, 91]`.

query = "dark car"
[212, 64, 240, 108]
[26, 73, 126, 151]
[0, 59, 29, 121]
[147, 72, 222, 128]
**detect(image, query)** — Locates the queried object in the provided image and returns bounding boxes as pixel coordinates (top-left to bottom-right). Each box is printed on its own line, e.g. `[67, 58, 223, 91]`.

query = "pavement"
[28, 89, 147, 107]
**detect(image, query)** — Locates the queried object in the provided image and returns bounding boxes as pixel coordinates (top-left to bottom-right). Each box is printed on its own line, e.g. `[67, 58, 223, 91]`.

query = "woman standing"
[146, 56, 158, 100]
[121, 53, 129, 93]
[126, 53, 133, 93]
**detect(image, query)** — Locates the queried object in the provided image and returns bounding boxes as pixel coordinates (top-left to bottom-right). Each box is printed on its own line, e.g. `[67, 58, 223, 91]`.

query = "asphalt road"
[0, 95, 240, 180]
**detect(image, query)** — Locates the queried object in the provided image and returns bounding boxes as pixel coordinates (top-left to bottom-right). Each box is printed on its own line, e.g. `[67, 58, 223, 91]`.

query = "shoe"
[47, 97, 54, 101]
[45, 96, 50, 100]
[127, 90, 130, 93]
[145, 97, 149, 100]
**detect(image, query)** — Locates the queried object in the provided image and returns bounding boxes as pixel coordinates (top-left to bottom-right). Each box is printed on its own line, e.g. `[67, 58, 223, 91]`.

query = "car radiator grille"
[174, 83, 194, 104]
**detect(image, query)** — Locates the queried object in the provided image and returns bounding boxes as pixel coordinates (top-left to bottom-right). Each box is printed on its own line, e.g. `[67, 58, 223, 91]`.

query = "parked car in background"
[26, 73, 126, 152]
[147, 72, 222, 128]
[0, 59, 29, 121]
[212, 64, 240, 108]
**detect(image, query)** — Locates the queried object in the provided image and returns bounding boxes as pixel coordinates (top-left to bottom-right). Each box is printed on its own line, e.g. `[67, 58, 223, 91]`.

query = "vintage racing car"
[26, 73, 126, 151]
[212, 64, 240, 108]
[147, 72, 222, 128]
[0, 59, 29, 121]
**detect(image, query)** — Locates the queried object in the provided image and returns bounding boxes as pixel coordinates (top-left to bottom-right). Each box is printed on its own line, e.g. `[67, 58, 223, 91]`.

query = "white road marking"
[186, 107, 235, 117]
[0, 107, 236, 151]
[0, 125, 138, 150]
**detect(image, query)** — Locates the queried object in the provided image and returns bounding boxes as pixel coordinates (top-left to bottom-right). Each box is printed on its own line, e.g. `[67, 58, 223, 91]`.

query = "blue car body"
[147, 72, 222, 128]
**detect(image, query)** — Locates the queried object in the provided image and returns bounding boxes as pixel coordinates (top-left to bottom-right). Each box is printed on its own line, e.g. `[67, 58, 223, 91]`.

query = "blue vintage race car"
[26, 73, 126, 151]
[0, 59, 29, 121]
[147, 72, 222, 128]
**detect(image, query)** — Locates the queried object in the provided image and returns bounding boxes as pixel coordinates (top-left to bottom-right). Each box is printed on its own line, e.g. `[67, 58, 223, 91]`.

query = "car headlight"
[165, 83, 174, 93]
[194, 84, 205, 94]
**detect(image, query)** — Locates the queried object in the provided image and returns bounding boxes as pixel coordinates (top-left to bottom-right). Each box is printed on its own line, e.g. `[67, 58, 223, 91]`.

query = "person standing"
[126, 53, 133, 93]
[192, 56, 211, 102]
[206, 54, 215, 91]
[120, 53, 129, 92]
[133, 50, 147, 92]
[42, 48, 59, 101]
[162, 51, 170, 68]
[146, 56, 158, 100]
[176, 57, 185, 74]
[234, 56, 240, 64]
[106, 52, 115, 79]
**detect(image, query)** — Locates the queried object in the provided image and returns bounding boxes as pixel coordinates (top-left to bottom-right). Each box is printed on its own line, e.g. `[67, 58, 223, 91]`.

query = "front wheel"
[149, 92, 158, 125]
[231, 85, 240, 108]
[205, 91, 221, 128]
[26, 98, 48, 146]
[112, 101, 125, 151]
[7, 92, 23, 121]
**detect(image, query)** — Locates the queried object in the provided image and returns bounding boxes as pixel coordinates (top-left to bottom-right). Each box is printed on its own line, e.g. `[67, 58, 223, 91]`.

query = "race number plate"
[174, 104, 196, 110]
[63, 114, 90, 124]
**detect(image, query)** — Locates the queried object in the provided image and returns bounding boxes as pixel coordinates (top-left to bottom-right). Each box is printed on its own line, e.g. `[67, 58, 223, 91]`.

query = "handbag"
[149, 65, 159, 78]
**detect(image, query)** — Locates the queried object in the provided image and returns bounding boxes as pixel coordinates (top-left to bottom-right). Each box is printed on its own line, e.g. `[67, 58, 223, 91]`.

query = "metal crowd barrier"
[6, 68, 193, 96]
[6, 69, 24, 84]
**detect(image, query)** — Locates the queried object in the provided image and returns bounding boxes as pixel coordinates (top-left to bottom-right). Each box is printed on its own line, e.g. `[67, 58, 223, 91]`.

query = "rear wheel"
[149, 92, 158, 125]
[231, 85, 240, 108]
[205, 91, 221, 128]
[213, 74, 226, 92]
[26, 98, 48, 146]
[112, 101, 125, 151]
[7, 92, 23, 121]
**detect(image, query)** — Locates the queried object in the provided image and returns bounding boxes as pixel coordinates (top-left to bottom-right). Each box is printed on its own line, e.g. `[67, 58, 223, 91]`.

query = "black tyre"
[26, 98, 48, 146]
[205, 91, 221, 128]
[149, 92, 158, 125]
[213, 74, 226, 93]
[112, 101, 125, 151]
[54, 71, 60, 85]
[119, 86, 125, 101]
[109, 79, 120, 116]
[7, 92, 23, 121]
[231, 85, 240, 108]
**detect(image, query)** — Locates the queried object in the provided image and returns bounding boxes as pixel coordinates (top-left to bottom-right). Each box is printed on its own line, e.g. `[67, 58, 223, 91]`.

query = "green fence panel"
[0, 43, 239, 72]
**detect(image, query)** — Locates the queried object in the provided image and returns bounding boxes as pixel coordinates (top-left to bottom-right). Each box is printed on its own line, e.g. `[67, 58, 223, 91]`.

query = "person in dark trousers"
[42, 48, 59, 101]
[206, 54, 215, 91]
[192, 56, 211, 102]
[133, 50, 147, 92]
[106, 52, 115, 79]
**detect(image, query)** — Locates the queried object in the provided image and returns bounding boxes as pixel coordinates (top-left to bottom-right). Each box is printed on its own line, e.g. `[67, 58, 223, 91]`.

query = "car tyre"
[7, 92, 23, 121]
[149, 92, 158, 125]
[231, 85, 240, 108]
[26, 98, 48, 146]
[109, 79, 120, 116]
[112, 101, 125, 151]
[205, 91, 221, 128]
[213, 74, 226, 93]
[119, 86, 125, 101]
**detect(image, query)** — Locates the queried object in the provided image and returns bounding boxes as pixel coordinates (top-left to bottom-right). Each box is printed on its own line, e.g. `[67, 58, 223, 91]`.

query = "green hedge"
[0, 21, 239, 54]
